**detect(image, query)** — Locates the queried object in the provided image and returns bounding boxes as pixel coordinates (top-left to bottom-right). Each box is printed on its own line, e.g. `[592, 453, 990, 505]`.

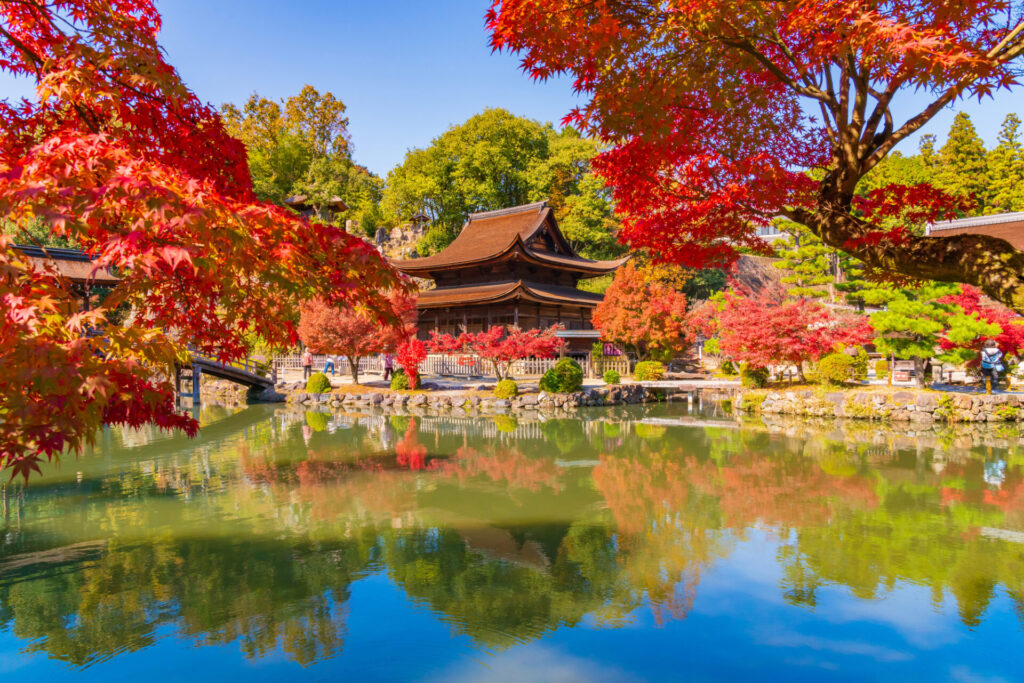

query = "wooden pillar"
[462, 310, 468, 334]
[192, 364, 201, 404]
[514, 303, 519, 327]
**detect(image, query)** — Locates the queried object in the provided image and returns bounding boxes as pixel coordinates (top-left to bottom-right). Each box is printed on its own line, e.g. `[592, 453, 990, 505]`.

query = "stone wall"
[734, 388, 1024, 424]
[288, 384, 649, 417]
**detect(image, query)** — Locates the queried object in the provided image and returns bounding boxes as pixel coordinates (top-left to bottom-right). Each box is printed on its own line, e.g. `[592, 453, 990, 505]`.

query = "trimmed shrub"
[540, 358, 584, 393]
[817, 352, 854, 385]
[720, 359, 737, 375]
[305, 372, 331, 394]
[390, 368, 419, 391]
[851, 348, 869, 381]
[633, 361, 665, 382]
[494, 379, 519, 399]
[739, 363, 769, 388]
[603, 369, 621, 384]
[875, 359, 890, 378]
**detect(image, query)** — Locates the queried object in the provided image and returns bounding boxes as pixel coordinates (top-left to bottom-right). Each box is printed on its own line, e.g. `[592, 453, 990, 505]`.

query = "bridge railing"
[191, 352, 271, 379]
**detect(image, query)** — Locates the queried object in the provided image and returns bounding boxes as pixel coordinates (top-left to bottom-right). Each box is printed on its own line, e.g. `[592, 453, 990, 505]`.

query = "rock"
[370, 393, 383, 405]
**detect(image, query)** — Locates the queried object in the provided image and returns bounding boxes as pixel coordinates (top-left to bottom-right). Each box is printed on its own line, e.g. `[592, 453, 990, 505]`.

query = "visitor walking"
[383, 353, 394, 381]
[980, 339, 1004, 394]
[324, 354, 336, 376]
[301, 348, 313, 381]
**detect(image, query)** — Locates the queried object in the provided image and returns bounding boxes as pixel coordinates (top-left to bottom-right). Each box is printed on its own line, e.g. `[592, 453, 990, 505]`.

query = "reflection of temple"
[393, 201, 627, 351]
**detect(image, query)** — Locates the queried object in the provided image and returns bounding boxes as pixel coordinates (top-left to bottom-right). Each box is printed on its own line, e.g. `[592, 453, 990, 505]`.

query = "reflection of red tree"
[395, 421, 428, 470]
[437, 446, 563, 492]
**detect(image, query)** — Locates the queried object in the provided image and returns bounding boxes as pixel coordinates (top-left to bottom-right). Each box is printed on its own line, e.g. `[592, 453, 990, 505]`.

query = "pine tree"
[986, 113, 1024, 213]
[936, 112, 989, 211]
[772, 222, 835, 299]
[919, 134, 939, 171]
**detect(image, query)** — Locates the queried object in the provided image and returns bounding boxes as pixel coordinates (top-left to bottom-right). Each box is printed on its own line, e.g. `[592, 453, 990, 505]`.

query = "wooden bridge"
[175, 352, 275, 403]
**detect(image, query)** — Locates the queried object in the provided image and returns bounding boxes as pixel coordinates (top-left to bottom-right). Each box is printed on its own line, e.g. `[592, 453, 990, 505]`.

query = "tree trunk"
[348, 356, 359, 385]
[913, 356, 927, 389]
[789, 195, 1024, 314]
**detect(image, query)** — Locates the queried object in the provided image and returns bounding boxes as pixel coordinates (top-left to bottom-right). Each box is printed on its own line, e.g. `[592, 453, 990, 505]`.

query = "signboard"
[603, 342, 621, 357]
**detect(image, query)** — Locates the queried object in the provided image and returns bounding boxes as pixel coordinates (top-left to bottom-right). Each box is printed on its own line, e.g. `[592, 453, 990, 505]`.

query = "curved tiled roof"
[15, 245, 120, 287]
[393, 201, 626, 277]
[415, 279, 605, 309]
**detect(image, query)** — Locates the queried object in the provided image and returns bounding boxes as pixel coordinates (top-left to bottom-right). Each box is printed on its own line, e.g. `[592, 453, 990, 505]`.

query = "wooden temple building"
[393, 201, 627, 352]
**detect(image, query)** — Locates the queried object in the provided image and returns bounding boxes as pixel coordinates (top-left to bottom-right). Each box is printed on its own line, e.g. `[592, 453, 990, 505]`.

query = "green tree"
[221, 85, 381, 230]
[772, 222, 835, 300]
[986, 113, 1024, 214]
[381, 109, 622, 258]
[936, 112, 989, 211]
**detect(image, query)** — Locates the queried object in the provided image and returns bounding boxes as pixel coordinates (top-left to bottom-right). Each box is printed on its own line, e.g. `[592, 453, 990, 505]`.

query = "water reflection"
[1, 404, 1023, 675]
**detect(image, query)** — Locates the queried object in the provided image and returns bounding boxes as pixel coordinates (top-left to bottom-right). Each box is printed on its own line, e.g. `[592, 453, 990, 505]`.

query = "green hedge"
[494, 379, 519, 398]
[720, 359, 736, 375]
[851, 348, 869, 381]
[305, 372, 331, 394]
[603, 369, 621, 384]
[817, 352, 854, 385]
[390, 368, 419, 391]
[875, 359, 890, 378]
[540, 358, 584, 393]
[633, 361, 665, 382]
[739, 363, 769, 388]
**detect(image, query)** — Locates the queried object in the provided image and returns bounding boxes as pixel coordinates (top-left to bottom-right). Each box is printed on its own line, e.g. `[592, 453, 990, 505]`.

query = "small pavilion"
[392, 201, 627, 351]
[13, 245, 119, 309]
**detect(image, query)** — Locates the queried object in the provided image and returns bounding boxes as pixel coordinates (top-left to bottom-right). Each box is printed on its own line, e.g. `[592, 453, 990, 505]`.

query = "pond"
[1, 403, 1023, 681]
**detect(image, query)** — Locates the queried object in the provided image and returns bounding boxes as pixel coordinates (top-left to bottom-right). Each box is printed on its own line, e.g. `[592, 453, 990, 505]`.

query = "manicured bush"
[720, 359, 736, 375]
[390, 368, 419, 391]
[816, 352, 854, 385]
[540, 358, 584, 393]
[851, 348, 869, 381]
[633, 360, 665, 382]
[603, 369, 621, 384]
[875, 359, 890, 378]
[739, 363, 769, 388]
[305, 371, 331, 394]
[494, 379, 519, 399]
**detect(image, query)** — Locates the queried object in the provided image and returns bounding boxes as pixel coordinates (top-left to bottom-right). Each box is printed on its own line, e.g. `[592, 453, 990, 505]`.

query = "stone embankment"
[288, 383, 649, 415]
[735, 388, 1024, 424]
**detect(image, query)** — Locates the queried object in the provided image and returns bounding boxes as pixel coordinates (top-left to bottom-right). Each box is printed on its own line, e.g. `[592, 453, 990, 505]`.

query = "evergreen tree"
[772, 222, 835, 299]
[986, 113, 1024, 213]
[936, 112, 989, 211]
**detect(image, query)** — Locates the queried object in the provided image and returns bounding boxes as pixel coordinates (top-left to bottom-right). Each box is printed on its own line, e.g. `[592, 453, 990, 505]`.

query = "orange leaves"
[593, 262, 694, 360]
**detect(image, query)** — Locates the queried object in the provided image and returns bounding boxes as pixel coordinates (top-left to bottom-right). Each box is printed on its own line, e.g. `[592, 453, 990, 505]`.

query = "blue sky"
[1, 1, 1021, 176]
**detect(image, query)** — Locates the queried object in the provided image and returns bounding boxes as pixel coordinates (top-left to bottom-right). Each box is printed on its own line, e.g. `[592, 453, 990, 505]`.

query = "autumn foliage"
[488, 1, 1024, 312]
[593, 261, 693, 362]
[297, 289, 416, 383]
[937, 285, 1024, 364]
[700, 288, 871, 378]
[0, 1, 400, 477]
[427, 325, 565, 380]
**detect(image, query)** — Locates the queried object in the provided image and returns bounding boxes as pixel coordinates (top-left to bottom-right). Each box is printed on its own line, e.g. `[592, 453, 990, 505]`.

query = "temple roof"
[15, 245, 120, 287]
[415, 280, 605, 309]
[393, 201, 627, 278]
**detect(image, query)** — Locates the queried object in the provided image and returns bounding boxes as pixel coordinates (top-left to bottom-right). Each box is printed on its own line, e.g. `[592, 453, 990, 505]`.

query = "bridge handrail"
[189, 351, 271, 379]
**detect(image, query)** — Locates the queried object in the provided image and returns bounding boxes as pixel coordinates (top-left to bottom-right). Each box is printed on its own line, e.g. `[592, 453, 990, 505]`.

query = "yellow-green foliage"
[739, 392, 766, 412]
[816, 353, 854, 385]
[305, 411, 328, 432]
[875, 359, 890, 378]
[494, 379, 518, 399]
[739, 363, 769, 388]
[603, 369, 621, 384]
[634, 423, 667, 439]
[995, 405, 1020, 421]
[851, 349, 870, 381]
[633, 361, 665, 381]
[541, 358, 584, 393]
[493, 415, 518, 432]
[305, 372, 331, 394]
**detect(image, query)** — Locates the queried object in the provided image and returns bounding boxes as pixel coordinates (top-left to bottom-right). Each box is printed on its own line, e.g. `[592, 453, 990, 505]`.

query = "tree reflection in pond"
[1, 405, 1024, 673]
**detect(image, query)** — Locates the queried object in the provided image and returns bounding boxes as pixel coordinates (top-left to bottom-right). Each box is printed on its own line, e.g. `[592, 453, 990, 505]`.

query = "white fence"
[273, 353, 628, 379]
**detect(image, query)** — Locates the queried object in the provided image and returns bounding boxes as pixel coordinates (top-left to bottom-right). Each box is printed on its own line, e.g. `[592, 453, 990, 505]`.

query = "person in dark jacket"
[980, 339, 1005, 394]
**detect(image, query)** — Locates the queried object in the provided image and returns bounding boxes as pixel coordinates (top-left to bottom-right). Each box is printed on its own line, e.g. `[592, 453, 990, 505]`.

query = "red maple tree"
[297, 289, 415, 384]
[488, 2, 1024, 312]
[702, 288, 871, 379]
[427, 325, 565, 380]
[395, 337, 428, 388]
[938, 285, 1024, 364]
[593, 262, 693, 362]
[0, 0, 402, 478]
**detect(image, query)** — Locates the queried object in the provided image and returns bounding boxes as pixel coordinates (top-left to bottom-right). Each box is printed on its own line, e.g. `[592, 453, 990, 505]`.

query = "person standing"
[324, 354, 336, 376]
[383, 353, 394, 381]
[980, 339, 1004, 394]
[301, 348, 313, 381]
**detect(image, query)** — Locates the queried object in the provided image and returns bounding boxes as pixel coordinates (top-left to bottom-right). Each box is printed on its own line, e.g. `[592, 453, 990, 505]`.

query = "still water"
[1, 403, 1023, 681]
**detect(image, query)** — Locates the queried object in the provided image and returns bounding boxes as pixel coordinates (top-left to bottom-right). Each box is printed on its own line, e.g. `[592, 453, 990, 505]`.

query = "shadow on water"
[1, 401, 1023, 673]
